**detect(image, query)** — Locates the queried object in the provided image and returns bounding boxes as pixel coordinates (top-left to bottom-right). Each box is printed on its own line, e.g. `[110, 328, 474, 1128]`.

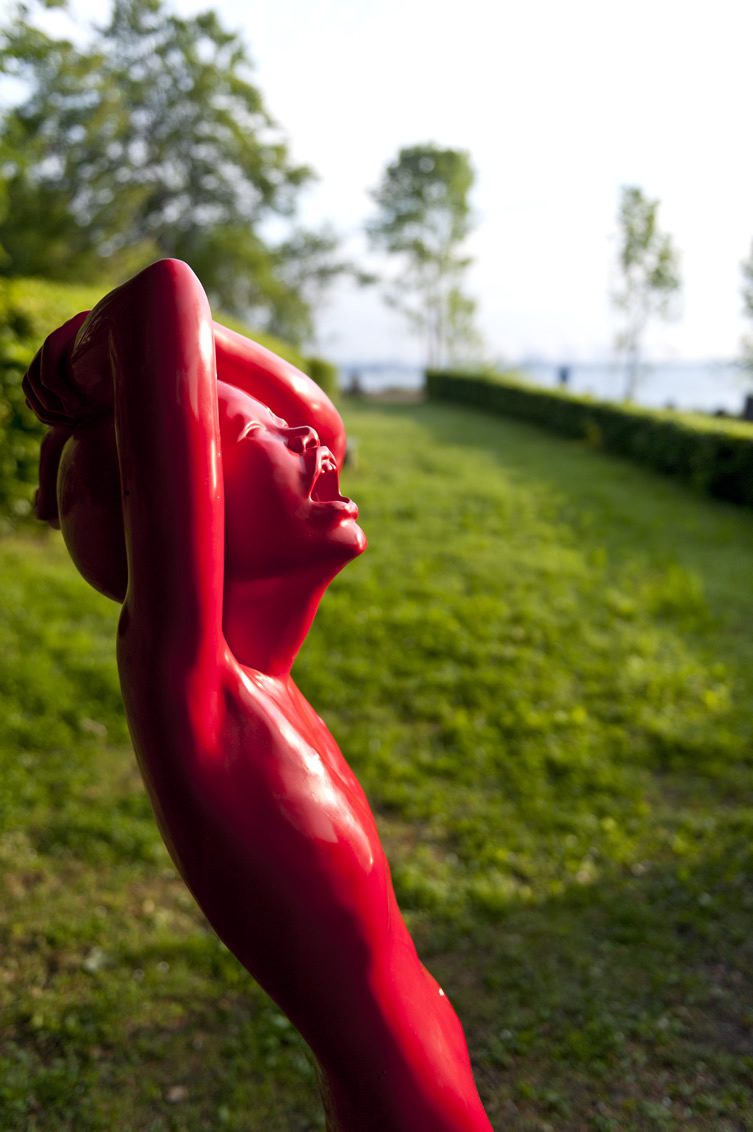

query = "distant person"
[347, 369, 364, 397]
[557, 365, 570, 388]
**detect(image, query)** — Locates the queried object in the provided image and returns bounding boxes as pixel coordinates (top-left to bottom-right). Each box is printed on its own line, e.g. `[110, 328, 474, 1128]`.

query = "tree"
[741, 241, 753, 376]
[0, 0, 341, 343]
[367, 144, 480, 368]
[445, 286, 483, 366]
[613, 185, 681, 400]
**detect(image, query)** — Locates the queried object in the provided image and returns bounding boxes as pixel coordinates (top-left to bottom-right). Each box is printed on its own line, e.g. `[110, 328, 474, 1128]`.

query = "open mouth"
[311, 454, 341, 501]
[309, 450, 357, 515]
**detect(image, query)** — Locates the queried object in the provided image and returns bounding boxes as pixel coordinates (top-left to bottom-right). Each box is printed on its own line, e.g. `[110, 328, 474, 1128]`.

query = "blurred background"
[2, 0, 753, 405]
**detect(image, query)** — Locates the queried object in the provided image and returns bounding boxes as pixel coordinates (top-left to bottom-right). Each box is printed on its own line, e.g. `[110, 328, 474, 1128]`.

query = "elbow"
[139, 258, 204, 300]
[113, 259, 213, 356]
[124, 258, 208, 313]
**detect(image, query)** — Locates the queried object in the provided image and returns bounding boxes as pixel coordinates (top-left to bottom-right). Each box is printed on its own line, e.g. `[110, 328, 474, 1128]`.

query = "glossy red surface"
[23, 260, 494, 1131]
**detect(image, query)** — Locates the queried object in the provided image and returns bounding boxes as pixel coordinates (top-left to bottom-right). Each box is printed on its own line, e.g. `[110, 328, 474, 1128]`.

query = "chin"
[227, 518, 366, 583]
[303, 514, 367, 576]
[306, 520, 366, 579]
[330, 517, 367, 562]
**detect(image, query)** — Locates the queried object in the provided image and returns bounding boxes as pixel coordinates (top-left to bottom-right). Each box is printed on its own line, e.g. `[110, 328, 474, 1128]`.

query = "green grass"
[2, 399, 753, 1130]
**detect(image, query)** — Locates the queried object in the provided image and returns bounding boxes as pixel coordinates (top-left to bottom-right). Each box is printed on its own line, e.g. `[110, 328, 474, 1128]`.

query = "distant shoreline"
[338, 360, 751, 417]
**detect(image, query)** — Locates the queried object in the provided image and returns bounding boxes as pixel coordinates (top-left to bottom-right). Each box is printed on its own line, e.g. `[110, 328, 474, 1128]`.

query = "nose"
[283, 425, 319, 453]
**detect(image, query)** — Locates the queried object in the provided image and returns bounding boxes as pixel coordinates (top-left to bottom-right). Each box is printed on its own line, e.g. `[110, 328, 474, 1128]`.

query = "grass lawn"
[2, 398, 752, 1130]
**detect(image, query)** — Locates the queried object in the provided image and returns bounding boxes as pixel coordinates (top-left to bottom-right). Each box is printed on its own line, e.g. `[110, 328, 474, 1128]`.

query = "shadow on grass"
[414, 840, 753, 1128]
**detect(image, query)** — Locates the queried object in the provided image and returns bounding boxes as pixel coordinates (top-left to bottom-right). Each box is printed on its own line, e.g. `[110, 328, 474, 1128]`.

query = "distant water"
[516, 360, 749, 416]
[341, 360, 752, 417]
[341, 365, 424, 396]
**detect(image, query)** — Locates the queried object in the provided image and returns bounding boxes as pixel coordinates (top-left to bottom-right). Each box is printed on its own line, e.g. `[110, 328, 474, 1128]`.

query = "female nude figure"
[23, 259, 493, 1132]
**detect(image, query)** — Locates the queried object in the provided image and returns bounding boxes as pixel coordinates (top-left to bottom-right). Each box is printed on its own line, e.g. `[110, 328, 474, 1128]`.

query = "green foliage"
[304, 355, 338, 400]
[444, 284, 484, 366]
[0, 0, 345, 342]
[0, 276, 105, 522]
[367, 144, 480, 367]
[0, 275, 319, 522]
[270, 225, 366, 347]
[3, 400, 753, 1127]
[613, 186, 681, 399]
[427, 368, 753, 508]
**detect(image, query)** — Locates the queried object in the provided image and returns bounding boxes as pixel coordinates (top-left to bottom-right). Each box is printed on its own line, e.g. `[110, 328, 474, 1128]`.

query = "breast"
[206, 662, 390, 911]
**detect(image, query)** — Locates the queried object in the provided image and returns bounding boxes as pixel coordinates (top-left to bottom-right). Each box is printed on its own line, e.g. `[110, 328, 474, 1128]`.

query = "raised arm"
[72, 260, 224, 666]
[212, 322, 346, 465]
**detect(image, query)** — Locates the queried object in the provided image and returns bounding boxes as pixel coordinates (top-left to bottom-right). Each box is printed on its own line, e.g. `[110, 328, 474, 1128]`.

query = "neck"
[223, 567, 335, 677]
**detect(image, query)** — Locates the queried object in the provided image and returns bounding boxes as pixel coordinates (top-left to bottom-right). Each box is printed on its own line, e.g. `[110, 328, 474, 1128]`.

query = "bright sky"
[52, 0, 753, 363]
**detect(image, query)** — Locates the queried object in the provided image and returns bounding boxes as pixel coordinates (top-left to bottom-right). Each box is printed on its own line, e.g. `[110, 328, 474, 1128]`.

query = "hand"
[23, 309, 113, 427]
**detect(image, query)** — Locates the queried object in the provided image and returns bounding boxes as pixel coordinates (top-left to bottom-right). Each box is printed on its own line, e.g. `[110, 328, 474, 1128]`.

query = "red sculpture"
[23, 260, 493, 1131]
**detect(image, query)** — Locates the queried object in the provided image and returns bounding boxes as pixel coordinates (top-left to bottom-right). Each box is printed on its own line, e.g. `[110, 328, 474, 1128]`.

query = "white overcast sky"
[50, 0, 753, 362]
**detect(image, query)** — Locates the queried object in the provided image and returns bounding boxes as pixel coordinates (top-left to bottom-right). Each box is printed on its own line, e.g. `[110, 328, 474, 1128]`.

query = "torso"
[122, 644, 399, 1018]
[120, 640, 491, 1131]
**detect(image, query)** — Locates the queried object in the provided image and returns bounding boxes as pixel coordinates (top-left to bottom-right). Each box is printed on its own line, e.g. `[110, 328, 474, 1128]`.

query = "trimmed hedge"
[0, 277, 107, 523]
[426, 369, 753, 508]
[305, 355, 339, 400]
[0, 276, 331, 523]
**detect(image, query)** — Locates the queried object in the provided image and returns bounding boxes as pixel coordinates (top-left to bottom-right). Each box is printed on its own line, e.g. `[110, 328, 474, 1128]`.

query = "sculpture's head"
[218, 381, 366, 583]
[39, 381, 365, 603]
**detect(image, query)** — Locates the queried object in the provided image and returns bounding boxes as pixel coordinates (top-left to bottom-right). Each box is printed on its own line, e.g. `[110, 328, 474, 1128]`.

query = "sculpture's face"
[57, 383, 365, 602]
[218, 382, 366, 580]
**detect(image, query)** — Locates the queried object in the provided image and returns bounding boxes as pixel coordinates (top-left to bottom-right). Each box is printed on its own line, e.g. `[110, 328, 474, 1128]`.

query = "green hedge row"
[426, 369, 753, 508]
[304, 355, 339, 400]
[0, 276, 336, 523]
[0, 277, 106, 523]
